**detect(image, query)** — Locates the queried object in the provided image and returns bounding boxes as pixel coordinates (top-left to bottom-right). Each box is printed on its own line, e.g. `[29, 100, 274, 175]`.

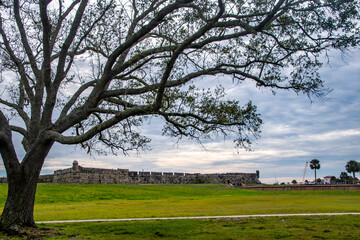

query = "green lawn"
[1, 215, 360, 239]
[0, 184, 359, 239]
[41, 215, 360, 240]
[1, 184, 359, 221]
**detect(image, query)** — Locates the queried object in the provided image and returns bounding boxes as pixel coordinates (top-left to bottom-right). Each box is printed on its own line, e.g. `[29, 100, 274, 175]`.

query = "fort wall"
[32, 161, 260, 185]
[0, 161, 260, 185]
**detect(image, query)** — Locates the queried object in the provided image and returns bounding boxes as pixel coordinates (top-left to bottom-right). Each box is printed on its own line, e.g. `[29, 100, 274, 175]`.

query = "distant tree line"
[307, 159, 360, 184]
[284, 159, 360, 185]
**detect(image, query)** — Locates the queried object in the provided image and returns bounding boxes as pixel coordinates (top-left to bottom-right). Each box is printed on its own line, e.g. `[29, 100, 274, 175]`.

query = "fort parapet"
[31, 161, 261, 185]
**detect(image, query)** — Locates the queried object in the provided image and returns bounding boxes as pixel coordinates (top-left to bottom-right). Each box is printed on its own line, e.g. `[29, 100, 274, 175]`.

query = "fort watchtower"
[72, 160, 79, 172]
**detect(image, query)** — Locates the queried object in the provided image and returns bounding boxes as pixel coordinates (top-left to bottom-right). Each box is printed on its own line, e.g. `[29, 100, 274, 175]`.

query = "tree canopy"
[1, 0, 359, 156]
[0, 0, 359, 233]
[310, 159, 320, 182]
[310, 159, 320, 169]
[345, 160, 360, 181]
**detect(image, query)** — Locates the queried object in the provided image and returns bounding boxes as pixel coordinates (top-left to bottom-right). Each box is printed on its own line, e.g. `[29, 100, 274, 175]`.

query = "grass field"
[0, 184, 360, 239]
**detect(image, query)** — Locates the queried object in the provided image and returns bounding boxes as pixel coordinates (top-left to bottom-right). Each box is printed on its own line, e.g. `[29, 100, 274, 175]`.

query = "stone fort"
[36, 160, 261, 185]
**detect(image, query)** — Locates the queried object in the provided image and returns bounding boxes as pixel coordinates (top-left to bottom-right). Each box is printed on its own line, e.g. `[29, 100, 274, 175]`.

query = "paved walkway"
[36, 212, 360, 224]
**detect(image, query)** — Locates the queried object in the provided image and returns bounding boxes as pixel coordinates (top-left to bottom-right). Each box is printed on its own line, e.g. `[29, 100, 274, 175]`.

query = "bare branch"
[61, 0, 115, 78]
[50, 0, 81, 52]
[0, 98, 30, 127]
[60, 80, 97, 118]
[13, 0, 40, 78]
[0, 17, 35, 102]
[39, 0, 52, 88]
[10, 125, 27, 137]
[50, 104, 153, 144]
[53, 0, 89, 89]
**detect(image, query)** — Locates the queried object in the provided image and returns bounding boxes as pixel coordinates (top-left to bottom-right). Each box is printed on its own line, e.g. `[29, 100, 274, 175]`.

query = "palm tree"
[345, 160, 360, 184]
[310, 159, 321, 184]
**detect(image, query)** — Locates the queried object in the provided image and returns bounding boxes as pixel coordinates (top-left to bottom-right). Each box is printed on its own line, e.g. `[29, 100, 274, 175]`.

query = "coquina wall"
[35, 161, 260, 185]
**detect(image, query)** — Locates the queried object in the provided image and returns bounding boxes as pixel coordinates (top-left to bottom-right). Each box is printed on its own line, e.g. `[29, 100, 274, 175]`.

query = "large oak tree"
[0, 0, 359, 233]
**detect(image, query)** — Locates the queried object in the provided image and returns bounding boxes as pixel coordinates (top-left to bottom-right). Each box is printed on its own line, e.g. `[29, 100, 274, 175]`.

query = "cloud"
[299, 129, 360, 142]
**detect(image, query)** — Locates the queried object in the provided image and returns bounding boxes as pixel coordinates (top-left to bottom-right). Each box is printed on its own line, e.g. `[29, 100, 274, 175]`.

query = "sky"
[1, 49, 360, 184]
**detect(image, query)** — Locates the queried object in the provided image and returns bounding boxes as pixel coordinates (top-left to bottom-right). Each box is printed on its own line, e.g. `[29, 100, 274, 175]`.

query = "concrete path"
[36, 212, 360, 224]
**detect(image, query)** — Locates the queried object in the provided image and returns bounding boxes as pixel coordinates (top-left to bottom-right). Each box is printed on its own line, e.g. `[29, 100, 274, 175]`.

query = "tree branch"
[255, 0, 286, 31]
[101, 67, 227, 98]
[50, 104, 153, 143]
[0, 111, 20, 173]
[60, 0, 197, 131]
[13, 0, 40, 78]
[111, 46, 176, 77]
[154, 0, 225, 110]
[114, 0, 167, 67]
[0, 17, 35, 102]
[59, 80, 97, 118]
[50, 0, 81, 52]
[39, 0, 52, 88]
[103, 0, 195, 78]
[53, 0, 89, 89]
[0, 98, 30, 128]
[103, 98, 139, 109]
[160, 111, 247, 128]
[10, 125, 28, 137]
[40, 0, 90, 127]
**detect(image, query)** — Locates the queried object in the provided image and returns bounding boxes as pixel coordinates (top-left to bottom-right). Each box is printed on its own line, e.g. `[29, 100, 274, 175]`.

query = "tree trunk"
[353, 172, 356, 184]
[0, 167, 39, 233]
[0, 142, 52, 234]
[0, 111, 55, 233]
